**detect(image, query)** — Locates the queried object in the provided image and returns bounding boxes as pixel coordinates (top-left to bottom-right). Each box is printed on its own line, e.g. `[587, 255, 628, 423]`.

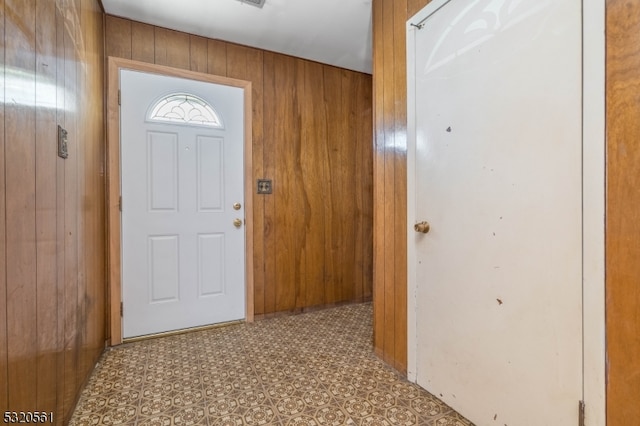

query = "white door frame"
[107, 57, 254, 346]
[406, 1, 605, 425]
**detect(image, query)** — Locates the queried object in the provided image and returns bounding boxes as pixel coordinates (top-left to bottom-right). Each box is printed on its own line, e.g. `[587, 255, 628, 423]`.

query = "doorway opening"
[107, 57, 255, 345]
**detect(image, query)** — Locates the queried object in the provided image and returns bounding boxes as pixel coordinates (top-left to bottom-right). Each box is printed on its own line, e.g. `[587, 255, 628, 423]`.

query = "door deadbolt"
[233, 202, 242, 210]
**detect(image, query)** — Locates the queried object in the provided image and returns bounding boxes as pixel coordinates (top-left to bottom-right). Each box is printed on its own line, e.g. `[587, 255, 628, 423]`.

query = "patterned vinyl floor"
[70, 303, 473, 426]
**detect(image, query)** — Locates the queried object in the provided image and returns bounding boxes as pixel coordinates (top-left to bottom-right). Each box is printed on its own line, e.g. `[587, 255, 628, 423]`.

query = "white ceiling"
[102, 0, 373, 74]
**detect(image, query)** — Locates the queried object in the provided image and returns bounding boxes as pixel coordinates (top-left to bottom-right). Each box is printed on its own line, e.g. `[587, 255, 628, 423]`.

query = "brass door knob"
[414, 221, 430, 234]
[233, 202, 242, 210]
[233, 218, 243, 228]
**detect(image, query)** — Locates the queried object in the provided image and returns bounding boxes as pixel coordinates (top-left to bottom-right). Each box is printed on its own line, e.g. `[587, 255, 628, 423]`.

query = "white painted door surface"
[408, 1, 582, 425]
[120, 70, 245, 339]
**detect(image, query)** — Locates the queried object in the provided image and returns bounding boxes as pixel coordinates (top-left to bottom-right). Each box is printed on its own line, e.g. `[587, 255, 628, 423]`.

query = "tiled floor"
[70, 303, 473, 426]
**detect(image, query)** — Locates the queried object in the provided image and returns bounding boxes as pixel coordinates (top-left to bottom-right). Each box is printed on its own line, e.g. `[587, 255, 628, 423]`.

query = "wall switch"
[257, 179, 272, 194]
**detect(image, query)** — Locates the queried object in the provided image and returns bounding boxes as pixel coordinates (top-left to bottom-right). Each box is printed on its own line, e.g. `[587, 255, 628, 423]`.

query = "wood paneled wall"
[606, 0, 640, 423]
[0, 0, 106, 423]
[372, 0, 429, 374]
[104, 15, 373, 317]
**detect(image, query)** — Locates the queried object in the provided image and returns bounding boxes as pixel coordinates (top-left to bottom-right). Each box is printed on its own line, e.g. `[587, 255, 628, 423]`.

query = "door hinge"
[578, 400, 585, 426]
[119, 195, 122, 212]
[118, 89, 121, 106]
[120, 302, 123, 317]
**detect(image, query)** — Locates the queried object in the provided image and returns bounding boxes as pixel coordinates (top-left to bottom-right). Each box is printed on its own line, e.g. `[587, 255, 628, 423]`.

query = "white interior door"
[407, 1, 583, 425]
[120, 70, 246, 339]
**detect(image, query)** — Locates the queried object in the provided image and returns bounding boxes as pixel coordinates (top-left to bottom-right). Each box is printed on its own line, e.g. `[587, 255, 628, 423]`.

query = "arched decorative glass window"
[147, 93, 223, 128]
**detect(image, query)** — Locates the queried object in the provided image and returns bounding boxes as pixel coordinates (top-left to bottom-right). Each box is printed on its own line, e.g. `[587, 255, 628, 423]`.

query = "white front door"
[407, 1, 583, 425]
[120, 69, 246, 339]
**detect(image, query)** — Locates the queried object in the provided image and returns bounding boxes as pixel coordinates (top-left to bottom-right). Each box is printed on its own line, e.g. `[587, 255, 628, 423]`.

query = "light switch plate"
[257, 179, 272, 194]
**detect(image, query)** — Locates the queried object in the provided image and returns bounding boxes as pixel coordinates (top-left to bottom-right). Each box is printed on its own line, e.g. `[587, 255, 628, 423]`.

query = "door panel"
[408, 1, 583, 425]
[148, 235, 180, 302]
[120, 69, 245, 339]
[148, 132, 178, 211]
[197, 136, 224, 211]
[198, 233, 225, 296]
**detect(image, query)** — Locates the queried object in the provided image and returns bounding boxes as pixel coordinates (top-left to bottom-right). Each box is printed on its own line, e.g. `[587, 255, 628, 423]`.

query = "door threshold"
[122, 319, 244, 344]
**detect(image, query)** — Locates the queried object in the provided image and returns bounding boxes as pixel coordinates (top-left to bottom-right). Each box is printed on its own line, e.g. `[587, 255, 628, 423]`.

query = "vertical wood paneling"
[262, 51, 277, 315]
[372, 0, 430, 373]
[358, 74, 374, 301]
[78, 0, 105, 401]
[154, 26, 168, 65]
[294, 59, 308, 310]
[190, 35, 207, 73]
[353, 72, 366, 303]
[74, 0, 88, 392]
[54, 5, 66, 420]
[207, 39, 227, 76]
[5, 0, 38, 410]
[606, 0, 640, 423]
[131, 21, 154, 63]
[392, 0, 408, 372]
[35, 0, 59, 413]
[104, 17, 373, 319]
[155, 27, 189, 69]
[339, 70, 357, 303]
[63, 0, 80, 405]
[372, 0, 386, 361]
[1, 0, 106, 422]
[0, 0, 7, 412]
[273, 54, 300, 312]
[322, 66, 342, 305]
[167, 29, 190, 70]
[226, 43, 248, 79]
[105, 15, 131, 59]
[324, 66, 359, 305]
[247, 48, 265, 315]
[300, 60, 327, 309]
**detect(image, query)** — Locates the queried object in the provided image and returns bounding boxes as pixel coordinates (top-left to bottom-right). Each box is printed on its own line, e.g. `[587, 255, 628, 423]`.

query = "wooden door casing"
[606, 0, 640, 423]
